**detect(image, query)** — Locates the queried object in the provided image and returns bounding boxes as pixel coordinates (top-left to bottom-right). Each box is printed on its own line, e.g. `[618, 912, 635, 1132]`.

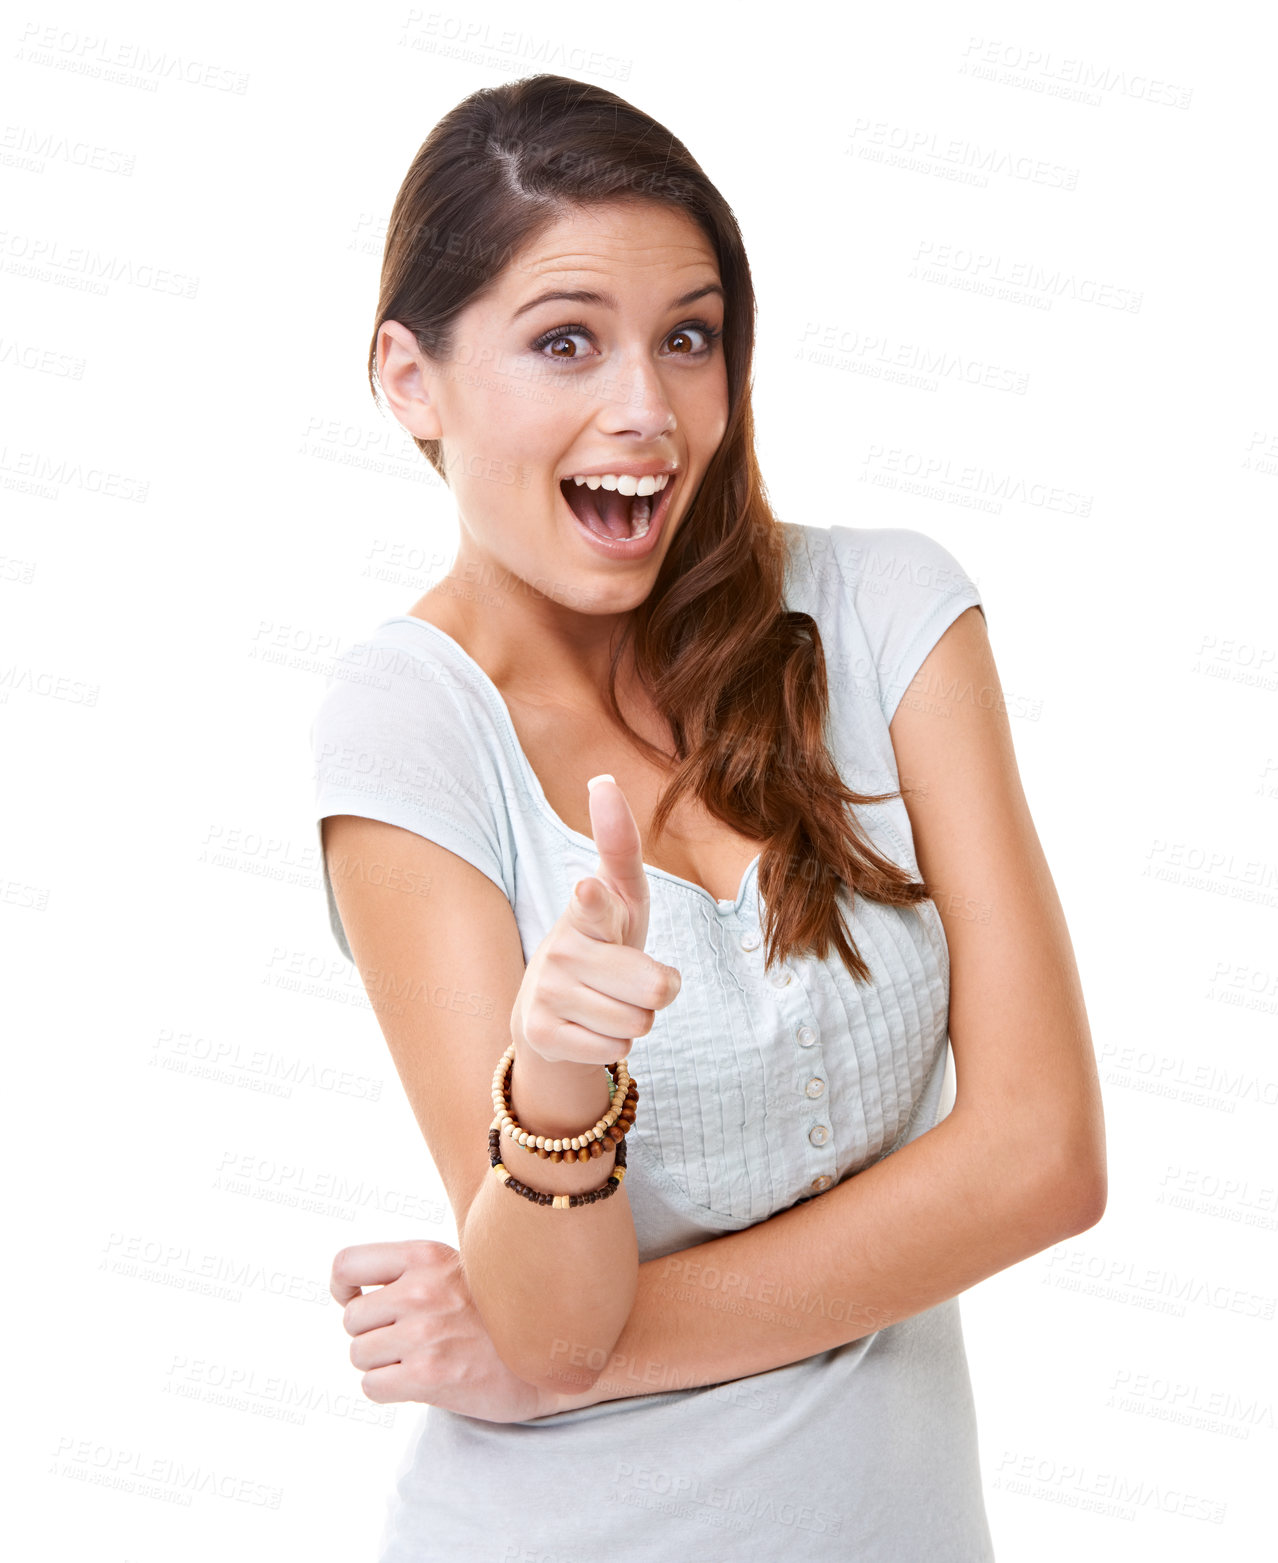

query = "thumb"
[569, 874, 607, 917]
[567, 874, 628, 947]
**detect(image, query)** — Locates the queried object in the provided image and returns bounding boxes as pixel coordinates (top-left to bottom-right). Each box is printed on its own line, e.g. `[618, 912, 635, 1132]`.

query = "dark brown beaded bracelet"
[488, 1125, 628, 1207]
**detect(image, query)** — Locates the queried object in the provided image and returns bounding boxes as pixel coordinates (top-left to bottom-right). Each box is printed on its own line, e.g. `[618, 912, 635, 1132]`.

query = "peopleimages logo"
[614, 1460, 842, 1535]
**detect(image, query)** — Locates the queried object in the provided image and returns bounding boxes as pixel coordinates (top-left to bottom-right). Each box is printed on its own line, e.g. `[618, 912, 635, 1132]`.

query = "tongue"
[562, 481, 633, 539]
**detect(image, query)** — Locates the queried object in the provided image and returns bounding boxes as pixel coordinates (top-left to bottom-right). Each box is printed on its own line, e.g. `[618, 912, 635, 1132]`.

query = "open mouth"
[559, 475, 674, 543]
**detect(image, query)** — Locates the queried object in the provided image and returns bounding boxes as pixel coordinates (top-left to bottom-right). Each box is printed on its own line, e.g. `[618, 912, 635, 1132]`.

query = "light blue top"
[310, 522, 995, 1560]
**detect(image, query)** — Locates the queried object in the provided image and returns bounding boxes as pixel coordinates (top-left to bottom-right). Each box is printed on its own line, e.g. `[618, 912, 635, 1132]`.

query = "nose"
[595, 348, 678, 439]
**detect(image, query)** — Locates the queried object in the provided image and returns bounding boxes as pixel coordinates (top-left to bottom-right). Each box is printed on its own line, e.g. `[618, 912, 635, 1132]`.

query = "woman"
[311, 72, 1105, 1561]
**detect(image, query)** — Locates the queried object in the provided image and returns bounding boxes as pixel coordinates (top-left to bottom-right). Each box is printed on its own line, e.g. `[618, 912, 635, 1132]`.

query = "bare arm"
[324, 814, 637, 1393]
[541, 1096, 1096, 1410]
[536, 605, 1107, 1410]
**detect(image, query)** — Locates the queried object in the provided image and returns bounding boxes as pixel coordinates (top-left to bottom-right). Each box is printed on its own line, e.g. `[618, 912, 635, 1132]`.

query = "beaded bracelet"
[490, 1041, 639, 1162]
[489, 1125, 628, 1208]
[487, 1042, 638, 1208]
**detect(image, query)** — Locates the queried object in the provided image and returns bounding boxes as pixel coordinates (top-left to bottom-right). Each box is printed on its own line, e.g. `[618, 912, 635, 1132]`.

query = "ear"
[377, 320, 444, 442]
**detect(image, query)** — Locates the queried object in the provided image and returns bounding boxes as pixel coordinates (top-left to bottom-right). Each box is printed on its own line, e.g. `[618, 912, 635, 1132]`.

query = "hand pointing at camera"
[511, 774, 683, 1067]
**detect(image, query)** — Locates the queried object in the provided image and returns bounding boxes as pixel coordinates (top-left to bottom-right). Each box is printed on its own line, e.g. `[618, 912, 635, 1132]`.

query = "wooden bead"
[489, 1041, 637, 1207]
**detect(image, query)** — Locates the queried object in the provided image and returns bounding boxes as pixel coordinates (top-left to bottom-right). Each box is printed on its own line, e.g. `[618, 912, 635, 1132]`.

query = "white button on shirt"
[805, 1077, 826, 1098]
[809, 1124, 830, 1146]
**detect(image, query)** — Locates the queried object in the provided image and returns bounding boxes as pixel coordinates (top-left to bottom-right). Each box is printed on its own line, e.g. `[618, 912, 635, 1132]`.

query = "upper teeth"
[570, 473, 671, 497]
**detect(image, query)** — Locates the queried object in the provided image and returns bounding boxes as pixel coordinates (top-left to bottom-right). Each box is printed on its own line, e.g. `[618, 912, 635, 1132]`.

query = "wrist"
[513, 1030, 610, 1083]
[512, 1022, 616, 1083]
[509, 1036, 616, 1141]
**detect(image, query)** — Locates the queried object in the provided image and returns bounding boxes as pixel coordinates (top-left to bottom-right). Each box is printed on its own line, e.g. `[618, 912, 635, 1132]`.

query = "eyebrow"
[510, 282, 725, 322]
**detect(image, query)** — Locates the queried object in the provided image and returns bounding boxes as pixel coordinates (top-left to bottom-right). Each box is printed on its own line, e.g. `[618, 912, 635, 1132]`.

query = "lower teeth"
[570, 485, 657, 541]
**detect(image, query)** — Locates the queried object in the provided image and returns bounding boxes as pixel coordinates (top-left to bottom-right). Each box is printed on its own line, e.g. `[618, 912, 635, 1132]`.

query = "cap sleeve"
[829, 525, 986, 727]
[309, 636, 515, 963]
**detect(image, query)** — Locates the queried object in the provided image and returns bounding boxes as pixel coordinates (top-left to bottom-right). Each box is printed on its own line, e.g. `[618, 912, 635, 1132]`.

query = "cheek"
[694, 400, 729, 456]
[453, 406, 555, 493]
[498, 396, 576, 469]
[453, 365, 549, 443]
[685, 367, 729, 447]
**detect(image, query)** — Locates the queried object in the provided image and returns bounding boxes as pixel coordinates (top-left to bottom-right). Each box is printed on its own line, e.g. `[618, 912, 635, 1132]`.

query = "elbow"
[1059, 1164, 1107, 1236]
[469, 1274, 632, 1397]
[520, 1312, 634, 1396]
[1007, 1079, 1108, 1241]
[461, 1246, 635, 1400]
[534, 1364, 604, 1399]
[465, 1275, 610, 1397]
[963, 1097, 1107, 1242]
[477, 1292, 625, 1397]
[502, 1341, 607, 1399]
[1030, 1135, 1108, 1241]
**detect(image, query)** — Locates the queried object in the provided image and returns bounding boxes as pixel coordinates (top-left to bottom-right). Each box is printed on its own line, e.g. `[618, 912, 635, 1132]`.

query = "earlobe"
[378, 319, 444, 442]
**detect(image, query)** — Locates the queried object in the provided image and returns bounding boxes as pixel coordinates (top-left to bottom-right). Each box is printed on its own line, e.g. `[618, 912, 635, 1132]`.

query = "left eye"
[664, 325, 709, 354]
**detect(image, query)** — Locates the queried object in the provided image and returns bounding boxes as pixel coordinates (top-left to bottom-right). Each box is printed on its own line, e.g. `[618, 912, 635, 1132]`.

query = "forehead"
[502, 201, 720, 292]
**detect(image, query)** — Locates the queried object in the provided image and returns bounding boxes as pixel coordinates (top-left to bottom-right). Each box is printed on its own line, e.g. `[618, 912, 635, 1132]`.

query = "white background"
[3, 1, 1274, 1558]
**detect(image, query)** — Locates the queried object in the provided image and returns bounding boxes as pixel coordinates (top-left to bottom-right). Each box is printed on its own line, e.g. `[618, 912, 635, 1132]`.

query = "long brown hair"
[367, 73, 933, 983]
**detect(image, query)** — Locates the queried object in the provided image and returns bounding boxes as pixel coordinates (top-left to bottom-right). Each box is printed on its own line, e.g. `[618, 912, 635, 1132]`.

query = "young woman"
[311, 72, 1105, 1561]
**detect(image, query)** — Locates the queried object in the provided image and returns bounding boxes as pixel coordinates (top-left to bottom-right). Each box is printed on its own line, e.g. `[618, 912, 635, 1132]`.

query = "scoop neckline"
[379, 613, 762, 915]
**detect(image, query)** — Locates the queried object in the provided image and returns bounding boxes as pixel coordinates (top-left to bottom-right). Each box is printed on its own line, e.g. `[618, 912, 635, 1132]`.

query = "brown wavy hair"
[367, 73, 934, 983]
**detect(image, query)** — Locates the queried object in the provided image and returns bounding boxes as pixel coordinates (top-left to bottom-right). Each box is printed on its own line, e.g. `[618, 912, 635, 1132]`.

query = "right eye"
[531, 324, 596, 361]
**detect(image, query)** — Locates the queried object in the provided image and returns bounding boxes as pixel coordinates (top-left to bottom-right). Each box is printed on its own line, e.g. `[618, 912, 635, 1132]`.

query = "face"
[378, 200, 729, 626]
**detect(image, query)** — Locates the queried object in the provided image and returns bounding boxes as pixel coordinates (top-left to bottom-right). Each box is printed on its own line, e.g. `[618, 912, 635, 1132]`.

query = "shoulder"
[309, 618, 511, 790]
[310, 618, 516, 895]
[780, 520, 980, 613]
[826, 523, 981, 620]
[783, 522, 986, 728]
[312, 618, 487, 729]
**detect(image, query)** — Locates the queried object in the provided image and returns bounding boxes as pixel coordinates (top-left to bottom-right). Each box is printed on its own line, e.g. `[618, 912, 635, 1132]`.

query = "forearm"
[537, 1106, 1095, 1410]
[461, 1039, 638, 1392]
